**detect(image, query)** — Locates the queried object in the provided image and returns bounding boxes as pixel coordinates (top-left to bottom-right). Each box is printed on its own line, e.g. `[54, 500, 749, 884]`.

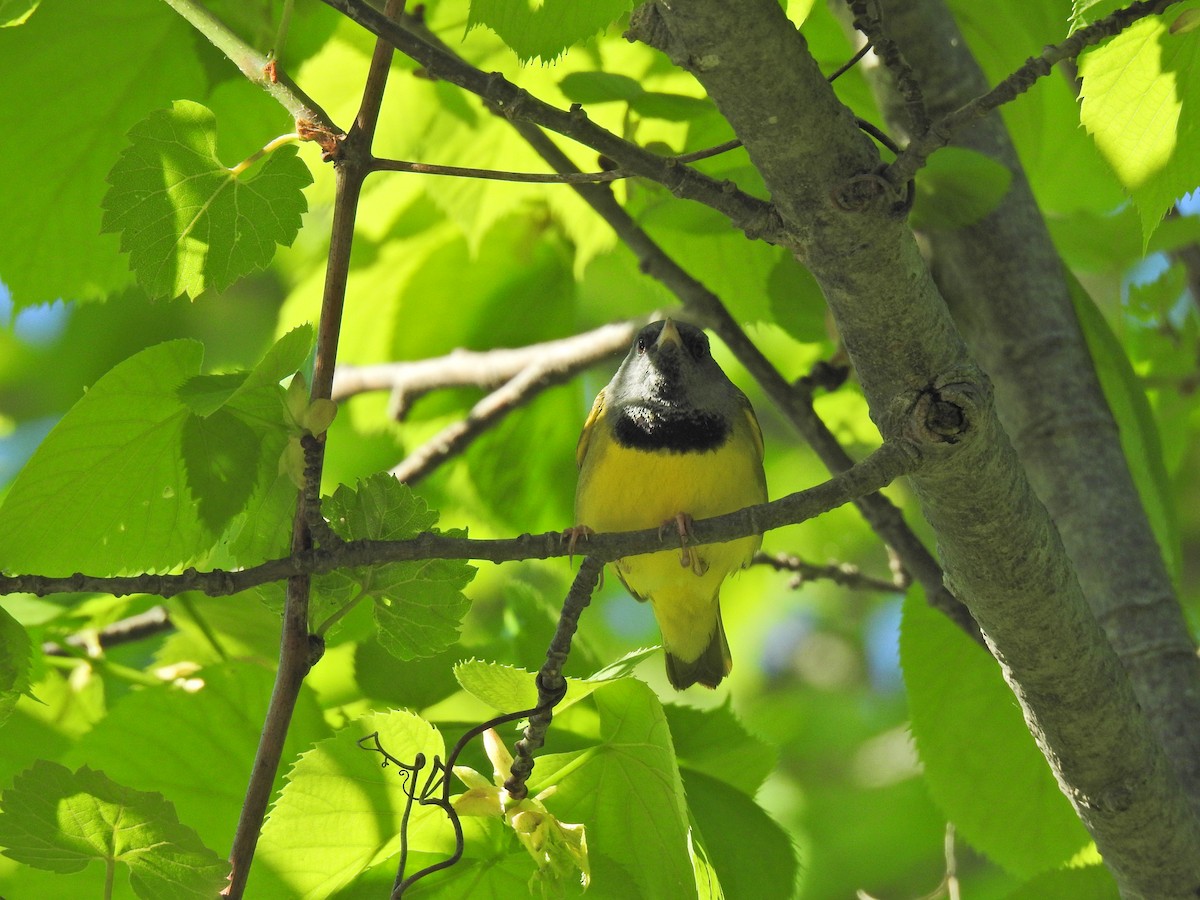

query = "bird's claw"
[659, 512, 707, 575]
[563, 525, 594, 564]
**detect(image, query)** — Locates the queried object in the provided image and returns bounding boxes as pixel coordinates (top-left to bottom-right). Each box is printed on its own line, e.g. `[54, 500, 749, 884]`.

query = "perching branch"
[0, 441, 918, 599]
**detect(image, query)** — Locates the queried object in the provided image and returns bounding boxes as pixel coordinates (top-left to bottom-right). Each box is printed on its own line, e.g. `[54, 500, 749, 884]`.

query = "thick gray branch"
[635, 0, 1200, 894]
[861, 0, 1200, 817]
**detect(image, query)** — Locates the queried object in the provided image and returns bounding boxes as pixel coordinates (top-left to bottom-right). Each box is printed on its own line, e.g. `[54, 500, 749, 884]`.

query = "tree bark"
[633, 1, 1200, 895]
[860, 0, 1200, 817]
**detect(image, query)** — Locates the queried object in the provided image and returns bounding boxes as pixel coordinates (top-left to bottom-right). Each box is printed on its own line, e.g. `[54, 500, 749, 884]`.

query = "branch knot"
[904, 375, 991, 447]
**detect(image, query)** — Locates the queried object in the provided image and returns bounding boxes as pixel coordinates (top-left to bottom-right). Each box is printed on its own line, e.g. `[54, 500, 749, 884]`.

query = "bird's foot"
[562, 525, 595, 564]
[659, 513, 708, 575]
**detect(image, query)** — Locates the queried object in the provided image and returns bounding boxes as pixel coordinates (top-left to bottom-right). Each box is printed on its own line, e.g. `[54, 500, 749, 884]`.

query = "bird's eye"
[636, 337, 647, 354]
[687, 335, 709, 359]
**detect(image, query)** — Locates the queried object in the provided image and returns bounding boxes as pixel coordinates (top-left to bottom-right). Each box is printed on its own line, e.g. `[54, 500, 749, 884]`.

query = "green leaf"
[767, 256, 830, 344]
[178, 324, 313, 418]
[62, 662, 332, 854]
[453, 660, 612, 715]
[530, 679, 696, 899]
[178, 373, 250, 417]
[467, 0, 634, 63]
[558, 72, 645, 104]
[0, 0, 205, 306]
[226, 472, 298, 565]
[251, 709, 455, 899]
[316, 474, 474, 660]
[1004, 863, 1119, 899]
[0, 340, 208, 576]
[900, 589, 1089, 876]
[665, 701, 777, 796]
[0, 0, 38, 27]
[1071, 0, 1128, 30]
[466, 385, 578, 534]
[630, 92, 715, 122]
[102, 100, 312, 300]
[0, 606, 34, 728]
[0, 760, 229, 898]
[910, 147, 1014, 230]
[233, 324, 316, 405]
[455, 659, 542, 711]
[1078, 3, 1200, 244]
[0, 332, 302, 576]
[684, 770, 798, 900]
[1068, 275, 1181, 585]
[181, 408, 262, 533]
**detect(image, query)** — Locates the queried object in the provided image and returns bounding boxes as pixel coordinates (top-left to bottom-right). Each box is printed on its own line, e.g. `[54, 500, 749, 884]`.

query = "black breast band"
[612, 407, 730, 453]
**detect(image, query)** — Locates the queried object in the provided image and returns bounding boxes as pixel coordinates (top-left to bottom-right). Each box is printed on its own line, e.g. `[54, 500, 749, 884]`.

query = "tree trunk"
[632, 1, 1200, 895]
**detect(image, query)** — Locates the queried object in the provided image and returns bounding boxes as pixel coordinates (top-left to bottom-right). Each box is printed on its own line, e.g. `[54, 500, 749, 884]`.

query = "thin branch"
[313, 1, 783, 242]
[332, 320, 641, 414]
[389, 323, 640, 484]
[369, 157, 628, 183]
[42, 606, 173, 657]
[225, 2, 407, 895]
[753, 551, 907, 593]
[0, 441, 919, 599]
[846, 0, 929, 136]
[884, 0, 1179, 187]
[159, 0, 343, 154]
[503, 556, 603, 800]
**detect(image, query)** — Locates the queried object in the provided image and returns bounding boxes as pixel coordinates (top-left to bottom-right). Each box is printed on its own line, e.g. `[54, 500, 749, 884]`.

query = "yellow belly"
[575, 422, 766, 661]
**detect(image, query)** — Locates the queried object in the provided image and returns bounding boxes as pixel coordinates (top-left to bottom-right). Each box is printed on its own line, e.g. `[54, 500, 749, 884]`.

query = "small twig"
[300, 433, 344, 548]
[884, 0, 1179, 187]
[159, 0, 343, 154]
[826, 38, 875, 84]
[317, 1, 783, 243]
[504, 557, 603, 800]
[391, 359, 588, 485]
[847, 0, 930, 136]
[41, 606, 173, 657]
[753, 551, 907, 593]
[369, 157, 628, 183]
[944, 823, 960, 900]
[674, 138, 743, 164]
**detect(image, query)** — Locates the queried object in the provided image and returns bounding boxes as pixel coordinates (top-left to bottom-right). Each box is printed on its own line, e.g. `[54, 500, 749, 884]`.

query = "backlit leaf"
[102, 100, 312, 300]
[0, 760, 228, 899]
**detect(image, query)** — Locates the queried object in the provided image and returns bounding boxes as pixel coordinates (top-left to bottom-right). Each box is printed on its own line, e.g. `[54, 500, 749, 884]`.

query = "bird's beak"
[656, 318, 682, 349]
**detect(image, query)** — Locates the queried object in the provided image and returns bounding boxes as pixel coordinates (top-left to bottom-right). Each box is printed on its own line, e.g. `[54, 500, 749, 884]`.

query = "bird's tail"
[665, 604, 732, 690]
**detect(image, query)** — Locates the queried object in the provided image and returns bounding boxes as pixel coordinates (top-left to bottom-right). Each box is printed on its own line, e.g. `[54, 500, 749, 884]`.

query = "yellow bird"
[574, 319, 767, 689]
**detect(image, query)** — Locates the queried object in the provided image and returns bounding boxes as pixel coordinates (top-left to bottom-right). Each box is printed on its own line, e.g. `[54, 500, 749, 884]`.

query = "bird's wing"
[740, 394, 765, 461]
[575, 388, 607, 470]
